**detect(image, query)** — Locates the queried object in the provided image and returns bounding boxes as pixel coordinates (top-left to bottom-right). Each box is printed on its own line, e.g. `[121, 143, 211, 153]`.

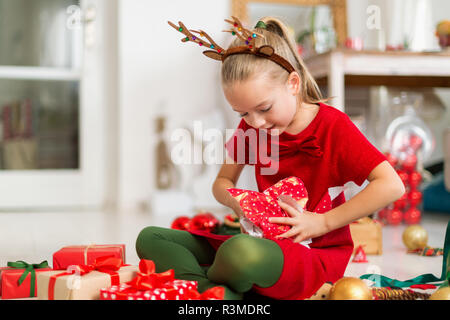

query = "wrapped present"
[349, 217, 383, 255]
[227, 176, 309, 241]
[37, 256, 137, 300]
[100, 259, 224, 300]
[53, 244, 126, 270]
[0, 260, 51, 299]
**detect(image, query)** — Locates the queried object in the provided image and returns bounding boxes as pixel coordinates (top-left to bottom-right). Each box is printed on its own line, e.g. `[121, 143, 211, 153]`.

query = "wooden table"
[304, 48, 450, 112]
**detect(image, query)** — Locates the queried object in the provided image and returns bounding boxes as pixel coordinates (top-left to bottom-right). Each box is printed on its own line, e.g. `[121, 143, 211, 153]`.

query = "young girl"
[136, 17, 405, 300]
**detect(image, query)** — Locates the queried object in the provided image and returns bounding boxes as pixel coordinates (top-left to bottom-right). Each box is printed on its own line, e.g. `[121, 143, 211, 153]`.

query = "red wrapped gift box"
[100, 259, 224, 300]
[100, 280, 198, 300]
[53, 244, 125, 270]
[0, 261, 52, 299]
[227, 176, 309, 240]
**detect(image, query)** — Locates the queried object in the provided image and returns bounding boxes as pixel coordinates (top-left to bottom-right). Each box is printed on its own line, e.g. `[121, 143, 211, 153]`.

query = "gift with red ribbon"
[0, 260, 52, 299]
[100, 259, 224, 300]
[52, 244, 126, 270]
[227, 176, 310, 240]
[36, 256, 138, 300]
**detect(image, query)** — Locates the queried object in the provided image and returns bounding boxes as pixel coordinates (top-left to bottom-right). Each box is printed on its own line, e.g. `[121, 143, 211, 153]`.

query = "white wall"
[118, 0, 256, 212]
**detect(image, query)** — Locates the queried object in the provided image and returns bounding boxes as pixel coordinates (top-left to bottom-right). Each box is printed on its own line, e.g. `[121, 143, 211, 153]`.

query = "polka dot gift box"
[227, 176, 312, 241]
[100, 259, 224, 300]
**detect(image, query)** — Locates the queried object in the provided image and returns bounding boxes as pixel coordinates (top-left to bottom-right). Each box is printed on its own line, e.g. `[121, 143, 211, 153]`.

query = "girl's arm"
[272, 160, 405, 242]
[323, 160, 405, 232]
[212, 157, 246, 218]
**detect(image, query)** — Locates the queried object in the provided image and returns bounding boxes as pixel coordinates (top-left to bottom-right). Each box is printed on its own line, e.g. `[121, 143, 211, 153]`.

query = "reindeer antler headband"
[168, 16, 295, 74]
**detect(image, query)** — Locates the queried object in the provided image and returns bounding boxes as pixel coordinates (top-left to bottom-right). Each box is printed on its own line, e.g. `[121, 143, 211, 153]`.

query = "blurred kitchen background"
[0, 0, 449, 219]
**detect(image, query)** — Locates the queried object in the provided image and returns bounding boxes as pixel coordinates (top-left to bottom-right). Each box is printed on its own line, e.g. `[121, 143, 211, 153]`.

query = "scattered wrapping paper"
[0, 261, 52, 299]
[227, 176, 312, 245]
[37, 256, 137, 300]
[100, 259, 224, 300]
[52, 244, 126, 270]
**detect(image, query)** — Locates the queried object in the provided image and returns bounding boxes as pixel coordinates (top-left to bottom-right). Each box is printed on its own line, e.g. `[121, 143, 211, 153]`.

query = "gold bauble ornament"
[429, 287, 450, 300]
[329, 277, 373, 300]
[402, 225, 428, 250]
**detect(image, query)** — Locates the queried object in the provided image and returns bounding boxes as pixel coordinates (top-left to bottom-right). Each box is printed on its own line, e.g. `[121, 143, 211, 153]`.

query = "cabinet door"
[0, 0, 107, 209]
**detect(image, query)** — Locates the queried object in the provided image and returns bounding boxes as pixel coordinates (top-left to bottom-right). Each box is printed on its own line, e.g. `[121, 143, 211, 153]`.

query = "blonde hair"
[221, 16, 327, 104]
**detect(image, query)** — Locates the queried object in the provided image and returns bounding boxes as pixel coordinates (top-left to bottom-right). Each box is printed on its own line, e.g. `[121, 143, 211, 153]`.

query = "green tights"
[135, 226, 284, 300]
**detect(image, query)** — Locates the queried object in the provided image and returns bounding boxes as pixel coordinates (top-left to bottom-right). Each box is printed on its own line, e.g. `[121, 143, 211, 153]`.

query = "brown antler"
[223, 16, 263, 49]
[168, 20, 224, 61]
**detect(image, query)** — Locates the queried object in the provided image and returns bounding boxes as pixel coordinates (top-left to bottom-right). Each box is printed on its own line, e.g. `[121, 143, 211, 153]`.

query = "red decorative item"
[52, 244, 126, 270]
[352, 245, 368, 263]
[188, 213, 219, 233]
[100, 259, 224, 300]
[408, 189, 423, 207]
[385, 152, 398, 167]
[171, 216, 191, 231]
[409, 171, 422, 188]
[396, 170, 409, 186]
[47, 256, 126, 300]
[227, 176, 309, 240]
[402, 153, 417, 172]
[0, 264, 52, 299]
[386, 209, 403, 225]
[403, 207, 421, 225]
[408, 135, 423, 151]
[377, 208, 387, 221]
[393, 192, 408, 210]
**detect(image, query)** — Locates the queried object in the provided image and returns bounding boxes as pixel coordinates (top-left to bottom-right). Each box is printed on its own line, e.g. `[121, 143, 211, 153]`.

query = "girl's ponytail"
[258, 17, 327, 104]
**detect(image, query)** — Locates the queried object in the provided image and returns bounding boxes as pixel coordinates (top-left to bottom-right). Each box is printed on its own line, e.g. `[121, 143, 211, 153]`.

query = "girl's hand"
[269, 200, 330, 243]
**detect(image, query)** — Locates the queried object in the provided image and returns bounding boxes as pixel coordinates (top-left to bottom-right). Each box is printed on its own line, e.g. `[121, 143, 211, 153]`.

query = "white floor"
[0, 208, 448, 299]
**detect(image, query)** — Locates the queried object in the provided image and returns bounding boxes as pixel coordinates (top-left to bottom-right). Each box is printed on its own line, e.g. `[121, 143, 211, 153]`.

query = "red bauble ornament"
[404, 207, 421, 225]
[394, 192, 408, 210]
[408, 189, 423, 207]
[402, 154, 417, 172]
[386, 209, 403, 225]
[171, 216, 191, 231]
[396, 169, 409, 186]
[409, 135, 423, 151]
[409, 171, 422, 188]
[385, 152, 398, 167]
[188, 213, 219, 232]
[377, 208, 387, 221]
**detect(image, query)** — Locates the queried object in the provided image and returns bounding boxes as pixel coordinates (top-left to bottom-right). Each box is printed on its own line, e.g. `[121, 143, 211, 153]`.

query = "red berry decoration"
[386, 209, 403, 225]
[385, 152, 398, 167]
[409, 135, 423, 151]
[393, 192, 408, 210]
[409, 171, 422, 188]
[171, 216, 191, 231]
[404, 207, 421, 225]
[402, 154, 417, 172]
[408, 189, 423, 207]
[188, 213, 219, 233]
[396, 169, 409, 186]
[377, 208, 387, 221]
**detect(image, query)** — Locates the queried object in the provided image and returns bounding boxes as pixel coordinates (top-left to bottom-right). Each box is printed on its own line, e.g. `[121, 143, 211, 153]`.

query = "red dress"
[192, 103, 386, 299]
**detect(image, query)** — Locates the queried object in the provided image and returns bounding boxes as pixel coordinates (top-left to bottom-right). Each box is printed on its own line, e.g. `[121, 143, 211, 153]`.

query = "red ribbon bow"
[114, 259, 224, 300]
[48, 255, 124, 300]
[127, 259, 175, 291]
[276, 135, 323, 158]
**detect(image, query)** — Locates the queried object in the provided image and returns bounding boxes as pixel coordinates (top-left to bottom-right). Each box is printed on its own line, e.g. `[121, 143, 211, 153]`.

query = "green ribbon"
[254, 21, 267, 29]
[6, 260, 49, 297]
[360, 221, 450, 288]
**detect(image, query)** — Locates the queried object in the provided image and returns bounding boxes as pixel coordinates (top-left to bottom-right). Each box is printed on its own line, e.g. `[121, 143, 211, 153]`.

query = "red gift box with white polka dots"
[100, 280, 198, 300]
[227, 176, 311, 240]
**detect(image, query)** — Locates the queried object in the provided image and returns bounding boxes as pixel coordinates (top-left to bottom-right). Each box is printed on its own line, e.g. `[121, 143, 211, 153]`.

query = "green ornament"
[254, 21, 267, 29]
[178, 27, 183, 32]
